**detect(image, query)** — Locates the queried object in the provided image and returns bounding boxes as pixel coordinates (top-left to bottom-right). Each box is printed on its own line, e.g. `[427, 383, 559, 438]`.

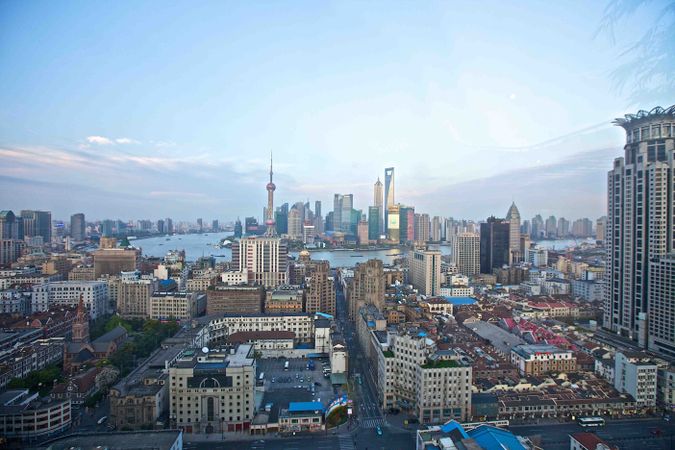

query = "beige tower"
[506, 202, 521, 264]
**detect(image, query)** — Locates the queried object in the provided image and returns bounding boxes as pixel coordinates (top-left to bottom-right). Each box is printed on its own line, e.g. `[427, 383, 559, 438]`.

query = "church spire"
[72, 294, 90, 343]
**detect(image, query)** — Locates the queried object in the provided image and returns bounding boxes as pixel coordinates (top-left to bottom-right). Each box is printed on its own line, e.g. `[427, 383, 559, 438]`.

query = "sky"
[0, 0, 672, 223]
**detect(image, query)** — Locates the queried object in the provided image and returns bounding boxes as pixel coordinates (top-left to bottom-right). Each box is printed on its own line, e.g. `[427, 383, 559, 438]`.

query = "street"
[511, 418, 675, 450]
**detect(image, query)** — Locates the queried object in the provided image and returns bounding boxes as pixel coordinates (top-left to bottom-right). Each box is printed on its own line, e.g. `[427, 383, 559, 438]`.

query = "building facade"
[206, 285, 264, 315]
[31, 281, 108, 319]
[409, 249, 442, 296]
[480, 217, 510, 274]
[510, 344, 576, 376]
[231, 236, 288, 288]
[614, 351, 657, 407]
[169, 346, 256, 433]
[604, 106, 675, 352]
[452, 232, 480, 277]
[149, 292, 206, 320]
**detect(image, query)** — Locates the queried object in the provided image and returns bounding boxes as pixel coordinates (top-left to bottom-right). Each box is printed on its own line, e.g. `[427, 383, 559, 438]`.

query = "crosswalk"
[337, 434, 354, 450]
[360, 416, 385, 429]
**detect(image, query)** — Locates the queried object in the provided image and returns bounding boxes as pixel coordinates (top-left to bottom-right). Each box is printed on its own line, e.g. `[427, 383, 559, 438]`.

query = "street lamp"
[221, 417, 224, 440]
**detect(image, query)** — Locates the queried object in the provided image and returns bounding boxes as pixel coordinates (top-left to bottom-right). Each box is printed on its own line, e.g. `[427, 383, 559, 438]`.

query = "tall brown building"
[93, 248, 137, 278]
[349, 259, 385, 319]
[206, 285, 264, 315]
[304, 260, 336, 316]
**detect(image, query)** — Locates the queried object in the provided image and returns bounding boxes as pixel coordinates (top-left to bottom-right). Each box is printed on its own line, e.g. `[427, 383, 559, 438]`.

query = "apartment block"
[614, 351, 657, 407]
[149, 291, 206, 320]
[31, 281, 107, 319]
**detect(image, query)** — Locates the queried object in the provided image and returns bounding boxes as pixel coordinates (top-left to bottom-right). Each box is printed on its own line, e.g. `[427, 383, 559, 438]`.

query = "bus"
[284, 361, 289, 371]
[577, 417, 605, 427]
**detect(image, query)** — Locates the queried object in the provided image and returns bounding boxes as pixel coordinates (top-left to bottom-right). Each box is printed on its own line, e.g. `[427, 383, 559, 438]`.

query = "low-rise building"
[0, 338, 64, 389]
[169, 345, 256, 433]
[278, 401, 325, 434]
[31, 281, 108, 319]
[0, 289, 31, 314]
[570, 432, 618, 450]
[109, 346, 180, 430]
[226, 331, 295, 351]
[209, 313, 315, 344]
[0, 389, 72, 441]
[614, 351, 657, 407]
[264, 285, 304, 314]
[510, 344, 576, 376]
[51, 367, 100, 406]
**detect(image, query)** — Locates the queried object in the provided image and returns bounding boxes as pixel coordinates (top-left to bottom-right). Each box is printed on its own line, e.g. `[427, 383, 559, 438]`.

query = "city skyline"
[1, 1, 671, 220]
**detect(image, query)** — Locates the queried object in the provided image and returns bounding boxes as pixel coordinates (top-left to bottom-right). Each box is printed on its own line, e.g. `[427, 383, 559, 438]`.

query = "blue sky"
[0, 0, 671, 222]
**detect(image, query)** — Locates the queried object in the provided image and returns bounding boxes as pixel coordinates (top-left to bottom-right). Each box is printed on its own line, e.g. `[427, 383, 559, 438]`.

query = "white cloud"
[115, 137, 139, 145]
[86, 135, 113, 145]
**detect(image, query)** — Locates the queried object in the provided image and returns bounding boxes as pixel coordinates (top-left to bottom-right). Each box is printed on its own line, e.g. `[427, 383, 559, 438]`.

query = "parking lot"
[257, 357, 338, 405]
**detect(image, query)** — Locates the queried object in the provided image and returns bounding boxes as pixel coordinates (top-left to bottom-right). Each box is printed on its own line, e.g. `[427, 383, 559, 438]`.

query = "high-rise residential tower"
[452, 232, 480, 276]
[374, 177, 384, 235]
[506, 202, 521, 263]
[384, 168, 395, 234]
[605, 105, 675, 355]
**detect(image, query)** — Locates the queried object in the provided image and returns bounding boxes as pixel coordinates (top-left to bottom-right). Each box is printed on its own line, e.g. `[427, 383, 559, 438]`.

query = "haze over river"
[133, 232, 593, 268]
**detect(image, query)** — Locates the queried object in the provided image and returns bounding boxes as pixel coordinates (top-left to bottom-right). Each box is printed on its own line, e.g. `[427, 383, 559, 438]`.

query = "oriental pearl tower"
[264, 153, 277, 237]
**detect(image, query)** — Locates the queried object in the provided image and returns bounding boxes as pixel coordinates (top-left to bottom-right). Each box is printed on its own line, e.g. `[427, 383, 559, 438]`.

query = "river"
[131, 233, 594, 268]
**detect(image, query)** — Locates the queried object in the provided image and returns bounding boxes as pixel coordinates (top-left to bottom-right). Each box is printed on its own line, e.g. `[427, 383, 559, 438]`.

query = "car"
[375, 425, 383, 436]
[97, 416, 108, 425]
[388, 408, 400, 415]
[650, 428, 662, 436]
[314, 382, 322, 387]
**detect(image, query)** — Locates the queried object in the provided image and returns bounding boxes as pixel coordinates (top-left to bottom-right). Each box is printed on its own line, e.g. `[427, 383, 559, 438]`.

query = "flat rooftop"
[32, 430, 182, 450]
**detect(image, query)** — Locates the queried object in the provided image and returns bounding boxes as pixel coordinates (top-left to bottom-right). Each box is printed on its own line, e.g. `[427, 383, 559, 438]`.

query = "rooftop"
[613, 105, 675, 129]
[32, 430, 182, 450]
[512, 344, 569, 358]
[288, 401, 324, 413]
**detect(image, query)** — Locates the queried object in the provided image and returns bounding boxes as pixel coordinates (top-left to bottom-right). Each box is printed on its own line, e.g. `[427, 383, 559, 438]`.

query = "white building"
[439, 285, 474, 297]
[571, 279, 604, 302]
[614, 351, 657, 407]
[220, 269, 248, 286]
[409, 249, 442, 296]
[0, 290, 31, 315]
[231, 236, 288, 288]
[525, 247, 548, 267]
[169, 345, 256, 433]
[372, 328, 472, 423]
[208, 313, 315, 343]
[31, 281, 107, 319]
